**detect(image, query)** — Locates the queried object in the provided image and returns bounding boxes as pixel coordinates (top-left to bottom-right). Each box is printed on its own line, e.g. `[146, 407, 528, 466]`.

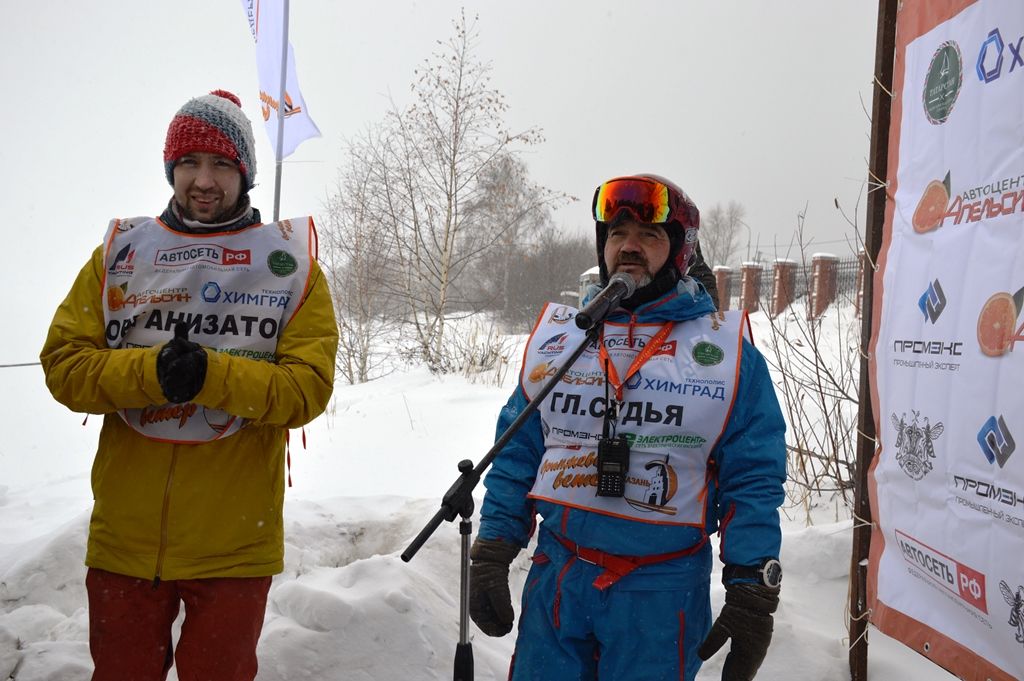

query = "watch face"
[762, 559, 783, 587]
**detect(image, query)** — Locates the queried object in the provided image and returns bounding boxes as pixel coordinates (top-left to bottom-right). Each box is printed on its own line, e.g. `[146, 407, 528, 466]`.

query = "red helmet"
[592, 173, 700, 281]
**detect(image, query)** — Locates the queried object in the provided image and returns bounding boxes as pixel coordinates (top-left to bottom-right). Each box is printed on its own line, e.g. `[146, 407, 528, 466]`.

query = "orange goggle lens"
[592, 178, 671, 224]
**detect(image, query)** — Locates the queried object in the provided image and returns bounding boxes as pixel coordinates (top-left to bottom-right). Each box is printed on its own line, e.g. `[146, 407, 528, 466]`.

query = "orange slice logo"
[912, 171, 951, 234]
[106, 285, 126, 311]
[977, 289, 1024, 357]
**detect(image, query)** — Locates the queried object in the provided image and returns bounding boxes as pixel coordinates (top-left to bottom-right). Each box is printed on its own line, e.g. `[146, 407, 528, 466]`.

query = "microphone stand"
[401, 322, 604, 681]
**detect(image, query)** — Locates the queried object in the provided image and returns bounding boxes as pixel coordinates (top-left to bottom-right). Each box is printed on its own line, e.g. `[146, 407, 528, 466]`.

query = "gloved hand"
[469, 537, 521, 637]
[156, 323, 208, 404]
[697, 581, 780, 681]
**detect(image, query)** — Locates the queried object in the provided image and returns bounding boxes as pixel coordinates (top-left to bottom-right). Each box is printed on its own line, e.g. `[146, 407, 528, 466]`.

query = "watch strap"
[723, 559, 782, 587]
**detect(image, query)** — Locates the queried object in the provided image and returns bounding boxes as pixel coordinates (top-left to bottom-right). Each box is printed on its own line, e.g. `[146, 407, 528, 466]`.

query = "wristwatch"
[723, 558, 783, 588]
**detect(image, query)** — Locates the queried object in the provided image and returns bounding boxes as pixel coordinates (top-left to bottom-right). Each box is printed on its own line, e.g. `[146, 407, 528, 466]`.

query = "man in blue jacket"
[469, 174, 786, 681]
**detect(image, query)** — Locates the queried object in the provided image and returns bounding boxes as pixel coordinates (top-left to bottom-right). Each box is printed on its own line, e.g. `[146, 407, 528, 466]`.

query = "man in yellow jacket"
[40, 89, 338, 681]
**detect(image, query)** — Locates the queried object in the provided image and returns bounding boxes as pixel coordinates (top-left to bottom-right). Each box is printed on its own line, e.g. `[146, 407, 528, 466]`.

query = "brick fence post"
[740, 262, 762, 313]
[771, 259, 797, 317]
[713, 266, 732, 311]
[810, 253, 839, 319]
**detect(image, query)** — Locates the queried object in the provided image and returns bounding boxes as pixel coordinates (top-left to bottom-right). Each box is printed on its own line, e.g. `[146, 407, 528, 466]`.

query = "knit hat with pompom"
[163, 89, 257, 190]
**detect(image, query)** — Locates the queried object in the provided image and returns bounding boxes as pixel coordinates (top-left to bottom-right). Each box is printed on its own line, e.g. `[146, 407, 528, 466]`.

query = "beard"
[631, 272, 653, 287]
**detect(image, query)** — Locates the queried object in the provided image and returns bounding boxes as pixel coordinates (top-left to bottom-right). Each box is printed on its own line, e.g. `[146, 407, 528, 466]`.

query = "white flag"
[240, 0, 320, 159]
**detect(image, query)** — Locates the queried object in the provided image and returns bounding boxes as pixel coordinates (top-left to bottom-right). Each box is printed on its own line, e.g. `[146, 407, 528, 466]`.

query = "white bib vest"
[521, 303, 748, 527]
[101, 215, 315, 443]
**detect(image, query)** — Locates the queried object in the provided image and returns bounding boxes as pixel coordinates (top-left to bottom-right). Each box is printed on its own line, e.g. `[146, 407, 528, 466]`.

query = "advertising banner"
[867, 1, 1024, 679]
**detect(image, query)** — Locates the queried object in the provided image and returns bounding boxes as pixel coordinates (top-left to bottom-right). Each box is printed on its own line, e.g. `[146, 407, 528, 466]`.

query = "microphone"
[575, 272, 637, 330]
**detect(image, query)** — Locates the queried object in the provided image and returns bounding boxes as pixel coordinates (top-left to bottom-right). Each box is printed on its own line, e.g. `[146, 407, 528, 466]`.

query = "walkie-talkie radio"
[596, 356, 631, 498]
[596, 434, 630, 497]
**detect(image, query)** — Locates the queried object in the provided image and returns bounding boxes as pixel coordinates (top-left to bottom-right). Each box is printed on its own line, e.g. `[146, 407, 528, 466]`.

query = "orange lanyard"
[598, 322, 674, 401]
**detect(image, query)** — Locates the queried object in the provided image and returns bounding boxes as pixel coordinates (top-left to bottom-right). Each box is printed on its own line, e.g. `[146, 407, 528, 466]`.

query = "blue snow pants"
[509, 531, 713, 681]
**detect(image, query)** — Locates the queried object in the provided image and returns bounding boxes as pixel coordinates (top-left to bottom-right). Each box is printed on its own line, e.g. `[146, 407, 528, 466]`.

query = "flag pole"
[272, 0, 290, 222]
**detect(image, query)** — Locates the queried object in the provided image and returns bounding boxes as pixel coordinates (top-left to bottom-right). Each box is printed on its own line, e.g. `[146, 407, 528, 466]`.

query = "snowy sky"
[0, 0, 878, 369]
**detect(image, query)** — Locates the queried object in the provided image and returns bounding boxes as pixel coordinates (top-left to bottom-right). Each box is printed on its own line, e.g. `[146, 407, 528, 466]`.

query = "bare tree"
[758, 215, 860, 525]
[337, 11, 566, 372]
[391, 10, 551, 372]
[700, 200, 747, 267]
[320, 129, 401, 384]
[459, 154, 557, 315]
[511, 231, 595, 330]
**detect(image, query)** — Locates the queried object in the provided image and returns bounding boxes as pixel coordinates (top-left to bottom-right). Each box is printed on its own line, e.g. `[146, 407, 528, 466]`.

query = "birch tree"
[399, 13, 566, 369]
[322, 11, 566, 374]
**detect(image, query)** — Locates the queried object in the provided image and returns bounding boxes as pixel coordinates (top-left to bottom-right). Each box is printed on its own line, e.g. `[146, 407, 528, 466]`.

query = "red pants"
[86, 568, 272, 681]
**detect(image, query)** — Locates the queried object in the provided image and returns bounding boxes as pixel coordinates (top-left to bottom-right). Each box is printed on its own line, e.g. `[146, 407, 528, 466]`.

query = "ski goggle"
[592, 177, 673, 224]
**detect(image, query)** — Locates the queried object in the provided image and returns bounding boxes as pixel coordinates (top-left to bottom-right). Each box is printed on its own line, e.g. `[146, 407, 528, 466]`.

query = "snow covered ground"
[0, 306, 956, 680]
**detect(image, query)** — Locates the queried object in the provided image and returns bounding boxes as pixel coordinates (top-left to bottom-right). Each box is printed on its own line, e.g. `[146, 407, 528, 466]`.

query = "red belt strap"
[553, 533, 709, 590]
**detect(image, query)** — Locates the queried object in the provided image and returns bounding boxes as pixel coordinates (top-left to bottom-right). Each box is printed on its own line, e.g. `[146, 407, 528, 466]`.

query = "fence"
[713, 252, 865, 319]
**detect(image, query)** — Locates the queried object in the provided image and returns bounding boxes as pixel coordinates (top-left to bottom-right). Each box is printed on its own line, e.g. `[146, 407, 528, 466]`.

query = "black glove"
[156, 323, 208, 404]
[469, 537, 521, 637]
[698, 581, 780, 681]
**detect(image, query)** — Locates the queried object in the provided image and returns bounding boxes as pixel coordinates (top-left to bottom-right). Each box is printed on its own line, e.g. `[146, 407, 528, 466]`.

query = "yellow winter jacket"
[40, 244, 338, 581]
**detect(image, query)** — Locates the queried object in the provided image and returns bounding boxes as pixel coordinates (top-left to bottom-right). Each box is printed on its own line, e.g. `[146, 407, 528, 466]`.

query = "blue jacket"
[478, 279, 787, 570]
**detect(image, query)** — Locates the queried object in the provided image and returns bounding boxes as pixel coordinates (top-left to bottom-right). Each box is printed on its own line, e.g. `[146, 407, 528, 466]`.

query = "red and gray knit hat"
[163, 89, 257, 191]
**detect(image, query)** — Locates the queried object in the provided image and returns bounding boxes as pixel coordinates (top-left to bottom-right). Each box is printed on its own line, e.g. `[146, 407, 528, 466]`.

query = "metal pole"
[849, 1, 897, 679]
[272, 0, 290, 222]
[454, 518, 474, 681]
